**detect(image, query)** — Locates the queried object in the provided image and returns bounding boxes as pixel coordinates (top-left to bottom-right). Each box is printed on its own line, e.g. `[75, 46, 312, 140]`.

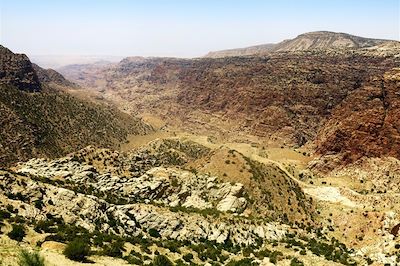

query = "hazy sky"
[1, 0, 399, 58]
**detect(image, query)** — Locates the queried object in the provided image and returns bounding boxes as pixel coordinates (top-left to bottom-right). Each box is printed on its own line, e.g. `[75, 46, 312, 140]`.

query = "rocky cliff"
[311, 68, 400, 171]
[0, 45, 41, 92]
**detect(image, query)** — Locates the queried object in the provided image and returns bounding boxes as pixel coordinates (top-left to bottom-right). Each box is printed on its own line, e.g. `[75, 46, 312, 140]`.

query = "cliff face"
[314, 69, 400, 167]
[61, 51, 399, 148]
[0, 45, 41, 92]
[59, 40, 399, 169]
[175, 54, 398, 146]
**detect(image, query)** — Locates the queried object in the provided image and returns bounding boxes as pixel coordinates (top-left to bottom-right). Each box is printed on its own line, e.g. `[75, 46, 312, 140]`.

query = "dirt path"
[176, 132, 368, 210]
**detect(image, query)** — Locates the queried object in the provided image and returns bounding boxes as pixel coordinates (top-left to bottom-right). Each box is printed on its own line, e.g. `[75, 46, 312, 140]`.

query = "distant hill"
[32, 63, 77, 88]
[204, 31, 393, 57]
[57, 61, 116, 90]
[30, 54, 124, 69]
[205, 43, 276, 58]
[272, 31, 390, 52]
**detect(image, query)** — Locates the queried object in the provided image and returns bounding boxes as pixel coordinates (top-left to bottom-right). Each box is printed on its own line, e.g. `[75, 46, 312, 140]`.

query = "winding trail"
[179, 133, 363, 209]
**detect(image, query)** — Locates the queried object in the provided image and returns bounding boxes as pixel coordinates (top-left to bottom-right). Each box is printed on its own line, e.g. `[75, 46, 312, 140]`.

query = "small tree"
[8, 224, 26, 241]
[63, 238, 90, 262]
[18, 249, 45, 266]
[102, 240, 125, 258]
[148, 228, 161, 238]
[183, 253, 194, 262]
[290, 257, 304, 266]
[153, 255, 174, 266]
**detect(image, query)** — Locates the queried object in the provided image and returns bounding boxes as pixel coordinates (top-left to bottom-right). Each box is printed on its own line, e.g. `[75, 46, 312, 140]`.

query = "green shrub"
[242, 246, 253, 257]
[162, 240, 181, 253]
[183, 253, 194, 262]
[34, 220, 57, 233]
[33, 200, 44, 210]
[18, 249, 45, 266]
[102, 240, 125, 258]
[153, 255, 174, 266]
[125, 255, 143, 265]
[63, 238, 90, 262]
[290, 257, 304, 266]
[6, 205, 16, 213]
[8, 224, 26, 241]
[269, 251, 283, 264]
[174, 259, 186, 266]
[0, 209, 11, 220]
[226, 258, 258, 266]
[171, 178, 179, 187]
[148, 228, 161, 238]
[255, 249, 271, 259]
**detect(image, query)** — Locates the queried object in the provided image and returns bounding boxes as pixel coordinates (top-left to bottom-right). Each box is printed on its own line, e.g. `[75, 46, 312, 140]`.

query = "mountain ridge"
[204, 31, 395, 58]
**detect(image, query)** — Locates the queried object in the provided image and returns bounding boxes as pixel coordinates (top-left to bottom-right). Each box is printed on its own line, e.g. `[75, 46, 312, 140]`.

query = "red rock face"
[315, 69, 400, 164]
[175, 54, 397, 145]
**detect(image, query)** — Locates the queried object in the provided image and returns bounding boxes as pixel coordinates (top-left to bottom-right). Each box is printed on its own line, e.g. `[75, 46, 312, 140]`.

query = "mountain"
[205, 43, 276, 58]
[65, 50, 398, 149]
[2, 32, 400, 266]
[32, 63, 76, 88]
[0, 45, 42, 92]
[0, 46, 151, 167]
[59, 36, 400, 205]
[204, 31, 392, 57]
[30, 54, 124, 69]
[56, 61, 116, 90]
[272, 31, 389, 52]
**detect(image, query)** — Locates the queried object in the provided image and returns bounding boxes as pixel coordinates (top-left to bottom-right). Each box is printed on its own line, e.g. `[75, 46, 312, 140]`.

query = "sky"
[0, 0, 399, 58]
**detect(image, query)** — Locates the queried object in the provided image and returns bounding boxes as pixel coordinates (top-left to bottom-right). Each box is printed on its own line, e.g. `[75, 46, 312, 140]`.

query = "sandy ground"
[303, 187, 360, 208]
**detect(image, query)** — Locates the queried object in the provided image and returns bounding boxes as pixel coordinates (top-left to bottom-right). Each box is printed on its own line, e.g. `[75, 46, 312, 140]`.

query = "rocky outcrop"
[0, 45, 41, 92]
[309, 156, 400, 193]
[0, 162, 287, 246]
[17, 158, 249, 214]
